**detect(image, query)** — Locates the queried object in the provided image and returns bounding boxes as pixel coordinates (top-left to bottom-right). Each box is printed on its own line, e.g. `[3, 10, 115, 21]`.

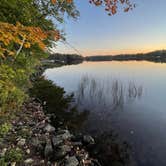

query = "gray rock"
[44, 140, 53, 159]
[65, 156, 79, 166]
[72, 142, 82, 146]
[52, 136, 63, 147]
[26, 149, 30, 154]
[0, 148, 7, 157]
[31, 137, 40, 147]
[54, 145, 71, 160]
[24, 158, 34, 164]
[44, 124, 55, 133]
[11, 162, 16, 166]
[31, 137, 44, 152]
[17, 138, 26, 146]
[60, 145, 71, 153]
[56, 130, 72, 140]
[83, 135, 95, 145]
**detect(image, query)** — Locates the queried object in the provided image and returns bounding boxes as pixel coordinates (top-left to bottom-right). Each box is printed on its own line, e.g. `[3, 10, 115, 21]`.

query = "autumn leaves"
[89, 0, 135, 15]
[0, 22, 61, 58]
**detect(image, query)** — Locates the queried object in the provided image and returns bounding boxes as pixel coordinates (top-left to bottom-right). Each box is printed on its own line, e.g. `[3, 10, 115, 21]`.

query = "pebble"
[17, 138, 26, 146]
[24, 158, 34, 164]
[26, 149, 30, 154]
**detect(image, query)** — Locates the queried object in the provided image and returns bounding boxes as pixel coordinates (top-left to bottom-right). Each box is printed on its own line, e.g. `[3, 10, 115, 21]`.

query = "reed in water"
[76, 75, 143, 111]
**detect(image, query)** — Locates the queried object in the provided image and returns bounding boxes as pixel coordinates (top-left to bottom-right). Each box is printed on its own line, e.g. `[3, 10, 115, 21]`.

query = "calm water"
[44, 61, 166, 166]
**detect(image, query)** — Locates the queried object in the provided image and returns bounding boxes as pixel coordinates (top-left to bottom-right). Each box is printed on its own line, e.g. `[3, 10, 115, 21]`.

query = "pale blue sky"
[53, 0, 166, 56]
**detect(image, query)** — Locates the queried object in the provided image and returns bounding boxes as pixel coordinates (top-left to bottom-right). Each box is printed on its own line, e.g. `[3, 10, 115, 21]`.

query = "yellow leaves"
[0, 22, 49, 58]
[24, 43, 31, 48]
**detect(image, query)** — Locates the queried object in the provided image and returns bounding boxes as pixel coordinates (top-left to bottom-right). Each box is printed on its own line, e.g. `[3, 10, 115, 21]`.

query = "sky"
[52, 0, 166, 56]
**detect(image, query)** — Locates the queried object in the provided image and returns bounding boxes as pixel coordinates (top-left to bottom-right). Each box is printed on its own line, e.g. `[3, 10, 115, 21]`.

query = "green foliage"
[0, 123, 11, 137]
[0, 0, 79, 29]
[30, 77, 72, 113]
[0, 158, 7, 166]
[4, 148, 23, 163]
[0, 64, 27, 111]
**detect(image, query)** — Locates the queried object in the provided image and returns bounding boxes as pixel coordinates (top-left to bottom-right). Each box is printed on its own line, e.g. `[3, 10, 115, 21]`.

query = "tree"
[0, 0, 135, 114]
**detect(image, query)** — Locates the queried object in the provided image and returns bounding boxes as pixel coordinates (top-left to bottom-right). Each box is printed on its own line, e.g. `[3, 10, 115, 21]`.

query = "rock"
[60, 145, 71, 153]
[56, 130, 72, 140]
[26, 149, 30, 154]
[52, 135, 63, 147]
[72, 142, 82, 147]
[17, 138, 26, 146]
[83, 135, 95, 145]
[28, 121, 36, 127]
[65, 156, 79, 166]
[40, 160, 45, 164]
[0, 148, 7, 157]
[44, 124, 55, 133]
[24, 158, 34, 164]
[11, 162, 16, 166]
[54, 145, 71, 160]
[31, 137, 44, 152]
[44, 140, 53, 159]
[77, 152, 89, 161]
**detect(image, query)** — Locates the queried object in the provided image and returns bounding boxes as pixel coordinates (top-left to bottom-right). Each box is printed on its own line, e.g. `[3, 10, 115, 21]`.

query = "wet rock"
[44, 124, 55, 133]
[17, 138, 26, 146]
[24, 158, 34, 164]
[44, 140, 53, 159]
[83, 135, 95, 145]
[65, 156, 79, 166]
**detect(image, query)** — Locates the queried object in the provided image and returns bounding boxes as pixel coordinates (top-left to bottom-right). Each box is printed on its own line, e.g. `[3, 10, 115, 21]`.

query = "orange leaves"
[66, 0, 73, 3]
[51, 0, 57, 4]
[0, 22, 49, 58]
[89, 0, 135, 15]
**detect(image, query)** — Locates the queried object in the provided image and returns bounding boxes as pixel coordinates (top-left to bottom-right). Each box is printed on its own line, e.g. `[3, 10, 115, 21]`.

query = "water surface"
[44, 61, 166, 166]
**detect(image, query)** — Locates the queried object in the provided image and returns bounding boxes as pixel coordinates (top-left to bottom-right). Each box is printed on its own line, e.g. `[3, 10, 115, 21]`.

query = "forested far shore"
[47, 50, 166, 64]
[85, 50, 166, 62]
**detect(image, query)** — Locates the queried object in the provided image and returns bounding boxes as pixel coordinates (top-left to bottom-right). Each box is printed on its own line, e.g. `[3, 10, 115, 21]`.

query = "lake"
[44, 61, 166, 166]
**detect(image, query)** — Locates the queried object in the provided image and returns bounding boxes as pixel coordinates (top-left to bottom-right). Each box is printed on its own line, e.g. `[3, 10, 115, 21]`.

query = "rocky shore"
[0, 99, 101, 166]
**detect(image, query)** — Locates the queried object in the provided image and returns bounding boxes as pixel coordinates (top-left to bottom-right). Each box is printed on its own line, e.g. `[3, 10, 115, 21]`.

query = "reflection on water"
[44, 61, 166, 166]
[76, 75, 143, 112]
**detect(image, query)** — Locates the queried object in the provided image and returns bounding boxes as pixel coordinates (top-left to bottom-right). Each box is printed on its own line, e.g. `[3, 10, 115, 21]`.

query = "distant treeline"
[47, 50, 166, 64]
[48, 53, 84, 65]
[85, 50, 166, 63]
